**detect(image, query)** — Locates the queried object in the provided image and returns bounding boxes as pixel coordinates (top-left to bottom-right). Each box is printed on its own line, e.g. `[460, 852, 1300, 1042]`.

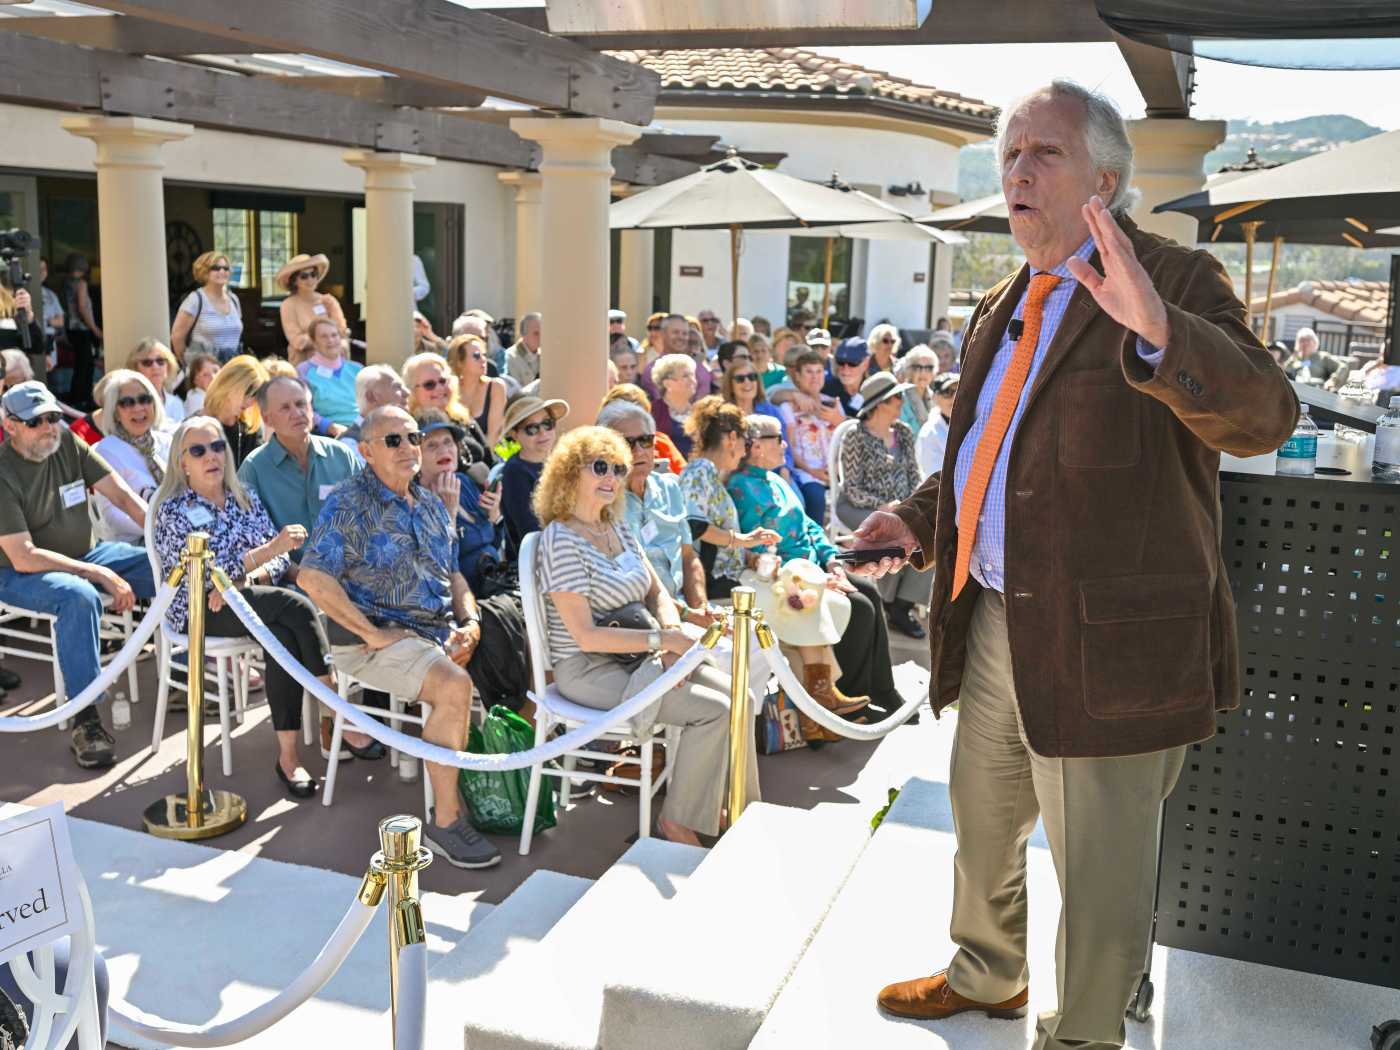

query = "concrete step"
[461, 838, 708, 1050]
[420, 869, 594, 1048]
[599, 802, 872, 1050]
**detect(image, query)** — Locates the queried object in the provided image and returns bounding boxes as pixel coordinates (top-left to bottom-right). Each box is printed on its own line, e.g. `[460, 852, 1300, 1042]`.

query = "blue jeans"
[0, 542, 155, 726]
[799, 480, 827, 525]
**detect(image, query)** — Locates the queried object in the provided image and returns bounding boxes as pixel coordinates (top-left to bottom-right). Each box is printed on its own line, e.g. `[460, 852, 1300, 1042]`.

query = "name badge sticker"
[59, 480, 87, 509]
[184, 505, 214, 528]
[312, 304, 327, 316]
[319, 484, 337, 502]
[315, 366, 335, 379]
[640, 519, 660, 544]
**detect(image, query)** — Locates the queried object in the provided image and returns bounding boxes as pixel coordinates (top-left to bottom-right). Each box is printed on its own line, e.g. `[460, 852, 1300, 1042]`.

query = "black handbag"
[593, 601, 660, 672]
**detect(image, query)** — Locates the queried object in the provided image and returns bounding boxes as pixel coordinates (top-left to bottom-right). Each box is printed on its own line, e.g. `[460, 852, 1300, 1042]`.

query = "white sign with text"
[0, 803, 81, 966]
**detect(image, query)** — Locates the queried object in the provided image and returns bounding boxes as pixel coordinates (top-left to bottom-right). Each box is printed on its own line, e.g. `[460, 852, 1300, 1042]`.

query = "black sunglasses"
[417, 377, 449, 392]
[185, 438, 228, 459]
[9, 412, 61, 429]
[621, 434, 654, 450]
[209, 264, 231, 272]
[590, 459, 629, 479]
[732, 372, 759, 383]
[912, 364, 936, 373]
[519, 417, 556, 437]
[378, 431, 423, 449]
[296, 270, 319, 280]
[117, 393, 155, 410]
[136, 357, 166, 369]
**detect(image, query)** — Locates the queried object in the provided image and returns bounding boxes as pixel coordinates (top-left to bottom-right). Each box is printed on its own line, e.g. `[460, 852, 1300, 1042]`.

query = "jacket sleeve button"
[1013, 590, 1032, 600]
[1014, 489, 1033, 498]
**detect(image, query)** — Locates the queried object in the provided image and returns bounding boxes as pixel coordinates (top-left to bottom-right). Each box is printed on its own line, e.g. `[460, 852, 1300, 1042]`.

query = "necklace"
[572, 515, 618, 553]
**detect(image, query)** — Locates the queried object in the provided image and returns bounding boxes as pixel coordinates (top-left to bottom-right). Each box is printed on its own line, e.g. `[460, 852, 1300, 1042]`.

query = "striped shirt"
[538, 520, 651, 659]
[953, 238, 1162, 593]
[179, 290, 244, 360]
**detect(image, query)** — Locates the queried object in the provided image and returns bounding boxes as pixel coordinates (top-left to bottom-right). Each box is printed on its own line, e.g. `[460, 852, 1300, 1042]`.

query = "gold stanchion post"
[374, 815, 431, 1047]
[143, 532, 247, 840]
[726, 587, 756, 827]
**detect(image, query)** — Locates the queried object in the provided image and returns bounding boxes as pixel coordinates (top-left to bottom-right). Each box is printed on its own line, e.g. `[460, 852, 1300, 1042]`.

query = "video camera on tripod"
[0, 228, 35, 352]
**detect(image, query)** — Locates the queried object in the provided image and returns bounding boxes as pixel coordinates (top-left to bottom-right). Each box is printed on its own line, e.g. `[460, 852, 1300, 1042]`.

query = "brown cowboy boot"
[803, 664, 870, 717]
[797, 708, 843, 744]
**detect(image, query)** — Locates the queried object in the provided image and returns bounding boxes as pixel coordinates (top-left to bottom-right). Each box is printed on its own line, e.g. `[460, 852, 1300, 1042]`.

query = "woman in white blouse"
[93, 369, 171, 543]
[535, 425, 759, 844]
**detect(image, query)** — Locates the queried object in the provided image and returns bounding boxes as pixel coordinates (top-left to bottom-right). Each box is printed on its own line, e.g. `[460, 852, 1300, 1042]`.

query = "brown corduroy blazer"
[895, 218, 1298, 758]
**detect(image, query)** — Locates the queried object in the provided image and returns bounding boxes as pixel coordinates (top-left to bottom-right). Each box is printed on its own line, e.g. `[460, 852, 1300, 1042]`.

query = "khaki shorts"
[331, 635, 452, 700]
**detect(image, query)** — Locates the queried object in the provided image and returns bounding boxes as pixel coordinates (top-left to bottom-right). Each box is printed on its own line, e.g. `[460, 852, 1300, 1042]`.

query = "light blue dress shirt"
[952, 238, 1163, 593]
[623, 471, 690, 599]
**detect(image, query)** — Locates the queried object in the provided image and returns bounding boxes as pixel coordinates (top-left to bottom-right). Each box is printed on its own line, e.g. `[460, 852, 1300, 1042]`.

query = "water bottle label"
[1375, 427, 1400, 465]
[1278, 435, 1317, 459]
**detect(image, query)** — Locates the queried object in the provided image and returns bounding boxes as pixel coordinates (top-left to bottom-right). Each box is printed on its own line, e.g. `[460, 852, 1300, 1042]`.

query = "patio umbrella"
[611, 151, 909, 318]
[918, 193, 1010, 234]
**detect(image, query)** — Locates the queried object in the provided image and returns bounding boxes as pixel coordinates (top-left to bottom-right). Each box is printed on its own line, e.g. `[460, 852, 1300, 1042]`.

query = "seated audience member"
[729, 413, 903, 721]
[277, 253, 347, 364]
[641, 314, 712, 401]
[750, 314, 772, 338]
[404, 351, 495, 471]
[601, 384, 686, 475]
[715, 340, 751, 375]
[343, 364, 409, 453]
[610, 345, 640, 386]
[152, 416, 333, 797]
[825, 338, 871, 417]
[609, 308, 639, 352]
[1282, 327, 1344, 385]
[915, 373, 958, 478]
[92, 370, 169, 543]
[1, 349, 31, 393]
[640, 311, 666, 371]
[180, 351, 220, 416]
[535, 425, 759, 844]
[300, 407, 501, 869]
[453, 310, 505, 377]
[748, 332, 785, 391]
[836, 373, 931, 638]
[0, 382, 154, 768]
[930, 330, 959, 375]
[867, 323, 901, 374]
[650, 353, 699, 459]
[775, 348, 842, 523]
[506, 312, 542, 390]
[415, 409, 501, 594]
[499, 395, 567, 561]
[296, 318, 362, 428]
[730, 318, 755, 344]
[128, 339, 186, 424]
[722, 355, 792, 479]
[202, 355, 268, 468]
[896, 345, 938, 434]
[678, 397, 780, 599]
[805, 327, 833, 364]
[446, 335, 506, 448]
[264, 356, 345, 441]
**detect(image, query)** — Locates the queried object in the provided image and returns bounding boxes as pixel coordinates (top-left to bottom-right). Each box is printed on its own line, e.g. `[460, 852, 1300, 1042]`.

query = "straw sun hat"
[275, 253, 330, 292]
[742, 558, 851, 648]
[501, 396, 570, 437]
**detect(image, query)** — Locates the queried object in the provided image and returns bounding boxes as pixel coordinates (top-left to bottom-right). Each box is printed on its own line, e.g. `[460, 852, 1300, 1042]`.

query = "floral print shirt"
[679, 457, 744, 582]
[726, 466, 838, 569]
[153, 488, 288, 632]
[839, 420, 922, 510]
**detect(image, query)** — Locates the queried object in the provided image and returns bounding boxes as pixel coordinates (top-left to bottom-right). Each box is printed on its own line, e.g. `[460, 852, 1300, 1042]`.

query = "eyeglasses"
[876, 337, 895, 344]
[732, 372, 759, 383]
[468, 352, 486, 362]
[184, 438, 228, 459]
[519, 417, 556, 437]
[912, 364, 936, 373]
[209, 264, 230, 272]
[646, 323, 661, 332]
[377, 431, 423, 449]
[417, 377, 449, 392]
[699, 317, 718, 325]
[136, 357, 166, 369]
[590, 459, 629, 479]
[9, 412, 61, 429]
[296, 270, 318, 280]
[835, 360, 863, 369]
[117, 393, 155, 409]
[621, 434, 654, 451]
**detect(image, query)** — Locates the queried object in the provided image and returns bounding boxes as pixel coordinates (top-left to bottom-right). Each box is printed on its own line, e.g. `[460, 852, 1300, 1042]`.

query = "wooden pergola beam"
[0, 14, 271, 56]
[73, 0, 661, 124]
[1112, 31, 1194, 118]
[261, 75, 489, 111]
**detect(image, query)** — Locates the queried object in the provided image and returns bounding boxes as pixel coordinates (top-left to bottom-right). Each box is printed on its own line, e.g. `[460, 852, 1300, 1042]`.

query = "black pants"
[67, 328, 97, 409]
[832, 573, 899, 710]
[204, 587, 326, 732]
[698, 541, 740, 600]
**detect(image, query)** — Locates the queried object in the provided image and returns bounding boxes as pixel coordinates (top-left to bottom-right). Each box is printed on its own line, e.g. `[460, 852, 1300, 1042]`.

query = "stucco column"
[619, 229, 655, 337]
[343, 150, 436, 366]
[1126, 117, 1227, 246]
[60, 116, 193, 357]
[497, 171, 544, 322]
[509, 117, 642, 421]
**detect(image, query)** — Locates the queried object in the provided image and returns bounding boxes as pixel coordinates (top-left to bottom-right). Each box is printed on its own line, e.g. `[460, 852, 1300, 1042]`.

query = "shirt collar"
[269, 433, 325, 466]
[1031, 237, 1095, 280]
[361, 467, 417, 507]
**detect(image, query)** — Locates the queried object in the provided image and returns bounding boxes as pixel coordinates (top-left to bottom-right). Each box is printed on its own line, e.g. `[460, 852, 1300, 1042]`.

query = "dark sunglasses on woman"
[590, 459, 629, 479]
[117, 393, 155, 409]
[418, 377, 449, 392]
[378, 431, 423, 449]
[185, 439, 228, 458]
[519, 417, 556, 437]
[732, 372, 759, 383]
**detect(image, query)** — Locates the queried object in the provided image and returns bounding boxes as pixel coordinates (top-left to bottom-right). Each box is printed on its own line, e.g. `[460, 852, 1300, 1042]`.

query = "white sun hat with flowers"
[742, 557, 851, 648]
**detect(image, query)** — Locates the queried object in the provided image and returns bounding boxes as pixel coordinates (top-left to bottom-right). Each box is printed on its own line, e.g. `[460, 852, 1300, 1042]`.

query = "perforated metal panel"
[1156, 471, 1400, 988]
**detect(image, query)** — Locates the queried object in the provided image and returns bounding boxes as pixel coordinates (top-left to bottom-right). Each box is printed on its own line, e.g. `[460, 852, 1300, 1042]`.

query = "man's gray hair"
[360, 405, 412, 445]
[256, 373, 308, 413]
[520, 312, 542, 332]
[597, 398, 655, 434]
[0, 349, 32, 380]
[997, 78, 1140, 216]
[355, 363, 401, 415]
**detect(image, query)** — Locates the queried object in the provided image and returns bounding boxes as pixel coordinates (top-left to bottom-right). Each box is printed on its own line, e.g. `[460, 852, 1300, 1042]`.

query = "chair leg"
[421, 701, 435, 823]
[388, 695, 402, 769]
[519, 717, 551, 856]
[560, 754, 576, 807]
[216, 657, 233, 778]
[234, 655, 249, 724]
[322, 711, 347, 807]
[302, 690, 314, 747]
[151, 634, 171, 754]
[639, 736, 655, 840]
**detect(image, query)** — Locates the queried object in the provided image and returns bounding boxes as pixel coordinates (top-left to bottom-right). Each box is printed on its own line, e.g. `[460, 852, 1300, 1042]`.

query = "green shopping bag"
[459, 705, 557, 835]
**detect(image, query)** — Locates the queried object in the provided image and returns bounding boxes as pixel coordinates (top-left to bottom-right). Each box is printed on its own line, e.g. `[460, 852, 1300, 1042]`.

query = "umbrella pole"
[1260, 235, 1283, 343]
[729, 224, 740, 321]
[821, 237, 834, 328]
[1243, 221, 1259, 332]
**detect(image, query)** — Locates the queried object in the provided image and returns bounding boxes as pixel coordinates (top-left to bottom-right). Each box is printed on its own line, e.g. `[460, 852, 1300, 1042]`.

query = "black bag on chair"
[592, 601, 660, 673]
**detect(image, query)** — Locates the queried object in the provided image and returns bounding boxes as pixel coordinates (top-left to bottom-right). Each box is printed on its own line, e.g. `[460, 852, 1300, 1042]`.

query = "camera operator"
[0, 280, 44, 365]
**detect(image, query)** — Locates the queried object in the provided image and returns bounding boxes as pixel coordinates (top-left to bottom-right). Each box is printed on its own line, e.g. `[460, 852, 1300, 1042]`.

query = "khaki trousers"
[945, 590, 1185, 1050]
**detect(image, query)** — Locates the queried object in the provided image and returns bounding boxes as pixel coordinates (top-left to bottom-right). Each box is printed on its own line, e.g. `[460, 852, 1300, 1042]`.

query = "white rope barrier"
[393, 942, 427, 1050]
[757, 637, 924, 740]
[0, 583, 177, 734]
[220, 587, 712, 772]
[106, 893, 378, 1048]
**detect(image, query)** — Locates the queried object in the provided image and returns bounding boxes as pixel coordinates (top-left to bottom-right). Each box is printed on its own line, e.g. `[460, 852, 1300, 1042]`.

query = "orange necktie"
[950, 272, 1061, 600]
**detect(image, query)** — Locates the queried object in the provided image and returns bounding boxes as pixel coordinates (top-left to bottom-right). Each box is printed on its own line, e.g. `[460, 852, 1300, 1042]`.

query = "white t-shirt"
[93, 430, 171, 542]
[915, 412, 950, 480]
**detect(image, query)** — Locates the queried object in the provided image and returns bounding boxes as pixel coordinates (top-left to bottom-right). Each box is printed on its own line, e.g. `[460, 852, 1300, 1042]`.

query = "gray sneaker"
[424, 811, 501, 869]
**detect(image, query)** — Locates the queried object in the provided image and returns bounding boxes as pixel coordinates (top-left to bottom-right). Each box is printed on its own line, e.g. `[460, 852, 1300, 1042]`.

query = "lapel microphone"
[1008, 318, 1024, 341]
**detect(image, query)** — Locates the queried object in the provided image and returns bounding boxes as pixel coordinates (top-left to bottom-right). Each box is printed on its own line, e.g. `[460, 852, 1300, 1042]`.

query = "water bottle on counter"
[1373, 396, 1400, 482]
[1276, 404, 1318, 476]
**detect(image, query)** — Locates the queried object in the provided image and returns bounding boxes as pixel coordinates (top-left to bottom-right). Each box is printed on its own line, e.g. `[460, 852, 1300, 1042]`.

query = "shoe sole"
[424, 836, 502, 870]
[876, 1000, 1028, 1021]
[72, 753, 116, 770]
[320, 748, 354, 761]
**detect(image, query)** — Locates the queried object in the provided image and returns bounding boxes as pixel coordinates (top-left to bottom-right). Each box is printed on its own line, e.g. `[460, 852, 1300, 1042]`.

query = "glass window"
[211, 207, 254, 288]
[787, 237, 851, 325]
[257, 210, 299, 297]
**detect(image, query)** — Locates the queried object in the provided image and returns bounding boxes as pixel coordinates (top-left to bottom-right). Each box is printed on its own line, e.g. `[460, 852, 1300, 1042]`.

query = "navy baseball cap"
[833, 338, 870, 365]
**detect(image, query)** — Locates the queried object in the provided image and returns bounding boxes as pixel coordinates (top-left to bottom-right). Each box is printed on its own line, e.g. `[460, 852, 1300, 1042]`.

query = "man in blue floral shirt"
[299, 406, 500, 870]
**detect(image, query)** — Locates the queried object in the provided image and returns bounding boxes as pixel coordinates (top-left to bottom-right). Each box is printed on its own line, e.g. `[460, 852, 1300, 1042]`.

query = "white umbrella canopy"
[919, 192, 1010, 234]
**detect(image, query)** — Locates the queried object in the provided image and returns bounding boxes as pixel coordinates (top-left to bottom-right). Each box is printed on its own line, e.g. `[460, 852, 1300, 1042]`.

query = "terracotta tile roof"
[608, 48, 996, 127]
[1253, 279, 1390, 326]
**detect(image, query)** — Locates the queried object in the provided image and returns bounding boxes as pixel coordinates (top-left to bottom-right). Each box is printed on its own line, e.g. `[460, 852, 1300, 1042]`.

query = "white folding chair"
[6, 877, 103, 1050]
[517, 531, 680, 856]
[321, 668, 436, 820]
[825, 417, 859, 543]
[143, 510, 261, 776]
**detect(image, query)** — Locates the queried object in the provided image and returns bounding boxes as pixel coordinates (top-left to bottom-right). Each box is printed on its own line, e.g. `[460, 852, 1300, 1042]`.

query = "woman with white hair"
[127, 339, 185, 424]
[867, 323, 901, 374]
[650, 353, 698, 458]
[896, 345, 939, 433]
[92, 369, 171, 542]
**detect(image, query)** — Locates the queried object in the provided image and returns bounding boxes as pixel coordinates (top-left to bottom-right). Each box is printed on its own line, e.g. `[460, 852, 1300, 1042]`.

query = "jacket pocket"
[1059, 367, 1141, 468]
[1079, 573, 1211, 719]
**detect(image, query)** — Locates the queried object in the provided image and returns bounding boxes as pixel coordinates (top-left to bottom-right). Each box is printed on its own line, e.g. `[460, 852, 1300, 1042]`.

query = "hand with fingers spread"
[1065, 196, 1170, 350]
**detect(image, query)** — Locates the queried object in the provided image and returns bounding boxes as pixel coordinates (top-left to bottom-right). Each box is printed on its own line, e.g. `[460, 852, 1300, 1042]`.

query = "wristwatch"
[647, 629, 662, 651]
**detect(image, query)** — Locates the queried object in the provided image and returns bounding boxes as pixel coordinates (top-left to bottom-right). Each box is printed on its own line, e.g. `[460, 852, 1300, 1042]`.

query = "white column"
[343, 150, 436, 366]
[929, 241, 954, 326]
[60, 115, 193, 357]
[619, 229, 655, 338]
[509, 117, 642, 423]
[497, 171, 544, 322]
[1126, 117, 1227, 246]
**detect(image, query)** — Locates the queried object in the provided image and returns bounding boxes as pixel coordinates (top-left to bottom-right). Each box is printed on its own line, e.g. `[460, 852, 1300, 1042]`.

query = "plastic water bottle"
[111, 691, 131, 731]
[1373, 396, 1400, 482]
[1276, 405, 1318, 476]
[397, 754, 419, 784]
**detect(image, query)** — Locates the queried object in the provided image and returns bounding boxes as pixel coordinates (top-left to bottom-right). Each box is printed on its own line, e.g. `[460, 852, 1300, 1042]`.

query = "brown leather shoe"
[797, 710, 843, 744]
[876, 970, 1028, 1021]
[803, 664, 870, 716]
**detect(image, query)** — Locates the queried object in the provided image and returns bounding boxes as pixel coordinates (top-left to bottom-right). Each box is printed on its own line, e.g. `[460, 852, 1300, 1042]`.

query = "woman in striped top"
[535, 426, 759, 844]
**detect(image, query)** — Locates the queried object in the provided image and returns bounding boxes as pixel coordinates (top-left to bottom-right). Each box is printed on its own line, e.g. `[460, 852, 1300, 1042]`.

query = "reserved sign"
[0, 803, 81, 966]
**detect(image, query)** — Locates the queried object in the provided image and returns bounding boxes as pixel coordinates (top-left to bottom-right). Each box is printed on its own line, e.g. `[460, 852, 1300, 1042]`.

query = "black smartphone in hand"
[833, 546, 907, 565]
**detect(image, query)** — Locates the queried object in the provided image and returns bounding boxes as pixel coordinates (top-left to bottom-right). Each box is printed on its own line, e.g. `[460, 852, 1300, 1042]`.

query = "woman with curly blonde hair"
[533, 425, 758, 844]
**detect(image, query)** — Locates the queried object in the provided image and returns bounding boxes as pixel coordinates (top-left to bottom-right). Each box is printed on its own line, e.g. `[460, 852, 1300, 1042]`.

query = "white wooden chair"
[6, 876, 103, 1050]
[825, 417, 860, 543]
[517, 531, 680, 856]
[321, 668, 435, 821]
